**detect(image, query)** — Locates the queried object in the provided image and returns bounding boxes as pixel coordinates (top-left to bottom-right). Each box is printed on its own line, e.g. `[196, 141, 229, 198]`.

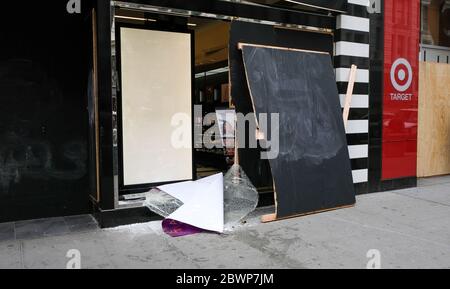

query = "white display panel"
[120, 27, 193, 186]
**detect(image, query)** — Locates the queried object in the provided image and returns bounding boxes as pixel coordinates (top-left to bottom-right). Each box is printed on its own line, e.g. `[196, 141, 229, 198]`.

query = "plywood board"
[342, 65, 358, 128]
[417, 62, 450, 177]
[120, 28, 193, 186]
[240, 44, 356, 219]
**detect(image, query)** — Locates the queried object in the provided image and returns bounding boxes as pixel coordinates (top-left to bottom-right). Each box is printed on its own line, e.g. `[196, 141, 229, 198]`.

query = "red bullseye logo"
[390, 58, 413, 92]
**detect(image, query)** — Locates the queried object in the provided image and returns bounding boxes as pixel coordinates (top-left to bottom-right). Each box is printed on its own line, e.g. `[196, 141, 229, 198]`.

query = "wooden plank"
[261, 213, 277, 223]
[255, 129, 265, 140]
[261, 204, 355, 223]
[238, 42, 329, 55]
[417, 61, 450, 177]
[342, 65, 358, 128]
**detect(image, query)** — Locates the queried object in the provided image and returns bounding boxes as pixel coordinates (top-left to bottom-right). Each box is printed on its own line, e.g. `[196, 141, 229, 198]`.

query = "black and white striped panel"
[335, 0, 370, 193]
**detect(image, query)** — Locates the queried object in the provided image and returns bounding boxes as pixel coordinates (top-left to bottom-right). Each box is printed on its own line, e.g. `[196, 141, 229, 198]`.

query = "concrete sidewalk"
[1, 176, 449, 269]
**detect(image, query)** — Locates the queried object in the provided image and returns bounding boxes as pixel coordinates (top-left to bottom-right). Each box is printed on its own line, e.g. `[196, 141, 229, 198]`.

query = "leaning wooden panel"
[240, 44, 356, 220]
[417, 62, 450, 177]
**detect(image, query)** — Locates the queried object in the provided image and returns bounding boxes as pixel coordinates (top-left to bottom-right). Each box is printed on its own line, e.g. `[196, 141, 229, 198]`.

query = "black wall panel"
[368, 1, 384, 193]
[96, 0, 116, 210]
[241, 45, 355, 218]
[229, 21, 334, 189]
[0, 1, 93, 222]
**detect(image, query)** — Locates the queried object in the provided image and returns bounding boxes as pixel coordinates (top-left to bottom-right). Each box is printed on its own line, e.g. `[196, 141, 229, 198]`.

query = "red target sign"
[382, 0, 420, 180]
[390, 58, 413, 92]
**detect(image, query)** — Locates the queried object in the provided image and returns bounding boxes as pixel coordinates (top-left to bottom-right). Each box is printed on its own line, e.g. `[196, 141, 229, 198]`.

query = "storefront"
[91, 0, 372, 221]
[2, 0, 439, 224]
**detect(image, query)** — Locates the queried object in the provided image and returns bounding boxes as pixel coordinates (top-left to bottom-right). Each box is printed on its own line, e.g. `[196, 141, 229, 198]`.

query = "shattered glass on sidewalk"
[143, 189, 183, 218]
[143, 166, 259, 236]
[224, 164, 259, 231]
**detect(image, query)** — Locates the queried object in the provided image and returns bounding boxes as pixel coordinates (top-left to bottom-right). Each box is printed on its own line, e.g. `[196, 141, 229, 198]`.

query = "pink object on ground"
[162, 219, 206, 237]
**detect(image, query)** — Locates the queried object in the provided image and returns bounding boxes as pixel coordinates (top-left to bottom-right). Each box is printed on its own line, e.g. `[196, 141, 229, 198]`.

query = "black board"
[229, 21, 333, 190]
[240, 44, 355, 218]
[0, 1, 92, 222]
